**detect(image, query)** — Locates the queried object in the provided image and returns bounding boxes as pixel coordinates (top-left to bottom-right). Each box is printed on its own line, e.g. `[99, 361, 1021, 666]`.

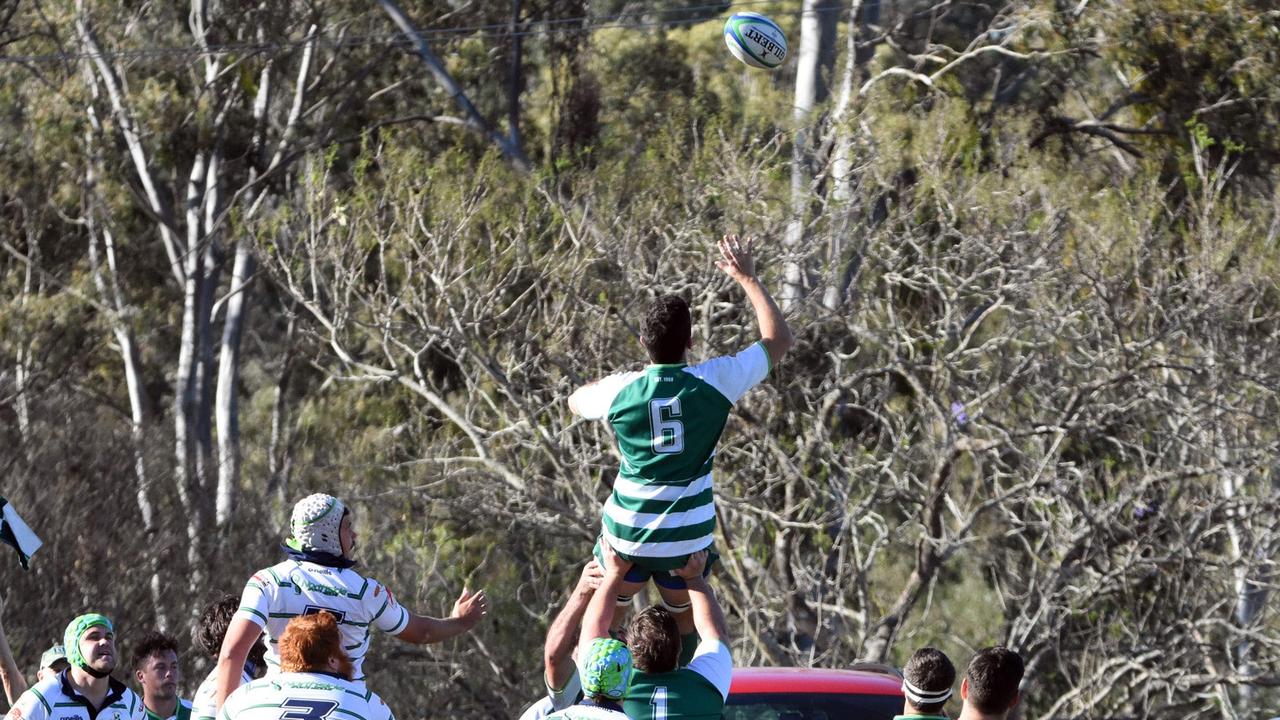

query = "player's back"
[237, 559, 409, 683]
[219, 673, 392, 720]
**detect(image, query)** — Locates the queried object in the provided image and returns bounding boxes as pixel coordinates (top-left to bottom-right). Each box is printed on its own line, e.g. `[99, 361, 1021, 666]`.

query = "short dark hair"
[195, 595, 240, 657]
[965, 647, 1024, 714]
[628, 606, 680, 673]
[642, 295, 691, 364]
[903, 647, 956, 714]
[132, 631, 179, 672]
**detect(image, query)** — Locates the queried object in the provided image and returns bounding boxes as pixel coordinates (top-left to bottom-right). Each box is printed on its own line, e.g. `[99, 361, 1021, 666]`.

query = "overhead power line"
[0, 1, 849, 66]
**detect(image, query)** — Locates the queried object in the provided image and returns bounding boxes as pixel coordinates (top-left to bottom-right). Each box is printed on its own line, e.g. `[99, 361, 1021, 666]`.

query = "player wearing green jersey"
[569, 236, 792, 632]
[895, 647, 956, 720]
[131, 633, 191, 720]
[219, 613, 392, 720]
[621, 551, 729, 720]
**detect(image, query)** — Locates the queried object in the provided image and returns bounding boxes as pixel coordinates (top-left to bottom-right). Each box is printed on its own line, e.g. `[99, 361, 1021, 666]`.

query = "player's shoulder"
[16, 674, 66, 714]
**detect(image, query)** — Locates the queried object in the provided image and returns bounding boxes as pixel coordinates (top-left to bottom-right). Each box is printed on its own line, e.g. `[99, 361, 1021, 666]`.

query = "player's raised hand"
[576, 559, 606, 594]
[673, 550, 709, 580]
[598, 540, 633, 578]
[451, 587, 488, 629]
[716, 234, 757, 283]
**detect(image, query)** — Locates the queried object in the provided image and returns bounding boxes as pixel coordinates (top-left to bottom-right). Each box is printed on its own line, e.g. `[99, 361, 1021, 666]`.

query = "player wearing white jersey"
[3, 615, 145, 720]
[219, 614, 392, 720]
[214, 494, 487, 711]
[192, 597, 264, 720]
[569, 236, 792, 634]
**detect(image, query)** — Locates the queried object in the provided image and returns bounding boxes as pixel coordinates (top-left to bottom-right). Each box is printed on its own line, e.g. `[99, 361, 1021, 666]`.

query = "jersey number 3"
[280, 699, 339, 720]
[649, 397, 684, 454]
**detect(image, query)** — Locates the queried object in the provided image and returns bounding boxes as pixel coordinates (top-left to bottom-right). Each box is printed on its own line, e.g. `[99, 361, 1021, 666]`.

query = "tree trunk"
[215, 241, 253, 528]
[782, 0, 840, 309]
[823, 0, 865, 310]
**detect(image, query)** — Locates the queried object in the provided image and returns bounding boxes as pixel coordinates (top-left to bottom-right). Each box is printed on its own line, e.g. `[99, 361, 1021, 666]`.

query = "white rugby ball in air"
[723, 12, 787, 70]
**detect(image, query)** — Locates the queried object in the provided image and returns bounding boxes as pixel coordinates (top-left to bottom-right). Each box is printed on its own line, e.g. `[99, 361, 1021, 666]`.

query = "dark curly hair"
[131, 631, 179, 672]
[642, 295, 692, 364]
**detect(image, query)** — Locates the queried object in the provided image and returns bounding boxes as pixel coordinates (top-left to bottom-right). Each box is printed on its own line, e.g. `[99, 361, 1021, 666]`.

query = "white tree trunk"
[782, 0, 840, 310]
[215, 241, 253, 527]
[824, 0, 865, 310]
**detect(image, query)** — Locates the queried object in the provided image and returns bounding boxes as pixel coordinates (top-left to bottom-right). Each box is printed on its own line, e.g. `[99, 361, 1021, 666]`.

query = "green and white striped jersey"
[573, 343, 770, 569]
[234, 561, 410, 684]
[217, 673, 392, 720]
[3, 672, 146, 720]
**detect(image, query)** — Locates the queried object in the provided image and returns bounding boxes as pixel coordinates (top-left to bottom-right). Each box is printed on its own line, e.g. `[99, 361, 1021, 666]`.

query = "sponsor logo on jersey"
[7, 705, 23, 720]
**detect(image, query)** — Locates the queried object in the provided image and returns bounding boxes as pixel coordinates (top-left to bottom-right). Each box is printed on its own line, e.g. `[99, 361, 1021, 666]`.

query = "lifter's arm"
[716, 235, 794, 368]
[214, 619, 261, 711]
[673, 551, 728, 644]
[544, 561, 603, 689]
[578, 544, 632, 658]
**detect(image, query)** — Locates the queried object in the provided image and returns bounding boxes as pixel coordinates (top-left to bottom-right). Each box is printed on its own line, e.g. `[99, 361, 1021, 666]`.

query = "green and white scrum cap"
[287, 493, 346, 556]
[63, 613, 112, 677]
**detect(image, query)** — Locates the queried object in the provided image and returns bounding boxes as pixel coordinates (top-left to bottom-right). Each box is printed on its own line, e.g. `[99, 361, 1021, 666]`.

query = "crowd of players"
[0, 238, 1026, 720]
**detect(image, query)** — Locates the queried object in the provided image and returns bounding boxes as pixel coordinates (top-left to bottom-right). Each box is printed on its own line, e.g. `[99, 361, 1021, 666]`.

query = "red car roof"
[729, 667, 905, 697]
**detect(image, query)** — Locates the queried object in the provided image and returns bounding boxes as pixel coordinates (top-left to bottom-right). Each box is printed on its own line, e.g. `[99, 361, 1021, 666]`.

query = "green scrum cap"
[579, 637, 634, 701]
[63, 614, 113, 674]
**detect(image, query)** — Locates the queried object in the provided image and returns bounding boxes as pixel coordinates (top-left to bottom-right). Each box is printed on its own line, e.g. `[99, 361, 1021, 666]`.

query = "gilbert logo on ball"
[723, 12, 788, 69]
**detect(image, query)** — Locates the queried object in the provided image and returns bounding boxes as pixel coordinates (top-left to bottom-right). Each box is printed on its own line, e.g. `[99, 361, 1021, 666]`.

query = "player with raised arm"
[3, 615, 145, 720]
[568, 236, 793, 633]
[214, 494, 487, 711]
[516, 560, 605, 720]
[544, 543, 637, 720]
[219, 613, 393, 720]
[622, 551, 730, 720]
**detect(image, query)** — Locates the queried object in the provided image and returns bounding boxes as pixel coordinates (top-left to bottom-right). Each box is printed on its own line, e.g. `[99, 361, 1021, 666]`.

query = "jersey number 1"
[648, 687, 668, 720]
[649, 397, 684, 454]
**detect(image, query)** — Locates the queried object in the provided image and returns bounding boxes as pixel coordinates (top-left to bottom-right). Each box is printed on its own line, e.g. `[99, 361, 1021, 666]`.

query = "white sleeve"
[516, 697, 556, 720]
[546, 667, 580, 711]
[369, 692, 395, 720]
[570, 372, 641, 420]
[233, 572, 273, 629]
[685, 343, 770, 404]
[687, 640, 733, 701]
[5, 687, 50, 720]
[368, 581, 411, 636]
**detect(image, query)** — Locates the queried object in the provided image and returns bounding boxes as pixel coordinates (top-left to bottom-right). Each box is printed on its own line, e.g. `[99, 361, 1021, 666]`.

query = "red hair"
[278, 613, 353, 678]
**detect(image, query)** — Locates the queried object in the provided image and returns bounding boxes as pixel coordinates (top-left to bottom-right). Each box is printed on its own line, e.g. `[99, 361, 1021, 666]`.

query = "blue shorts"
[593, 537, 719, 590]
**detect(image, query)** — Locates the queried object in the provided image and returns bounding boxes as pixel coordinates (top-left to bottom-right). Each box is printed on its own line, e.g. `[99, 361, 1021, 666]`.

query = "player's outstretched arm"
[0, 594, 29, 705]
[545, 560, 604, 689]
[577, 543, 632, 657]
[396, 587, 488, 644]
[214, 618, 261, 711]
[716, 235, 794, 368]
[673, 551, 728, 644]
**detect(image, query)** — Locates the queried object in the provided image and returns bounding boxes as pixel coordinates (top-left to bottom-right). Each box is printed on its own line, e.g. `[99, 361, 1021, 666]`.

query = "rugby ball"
[723, 12, 787, 70]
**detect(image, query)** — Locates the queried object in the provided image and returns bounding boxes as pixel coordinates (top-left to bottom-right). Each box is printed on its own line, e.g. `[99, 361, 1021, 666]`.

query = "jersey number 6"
[649, 397, 684, 454]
